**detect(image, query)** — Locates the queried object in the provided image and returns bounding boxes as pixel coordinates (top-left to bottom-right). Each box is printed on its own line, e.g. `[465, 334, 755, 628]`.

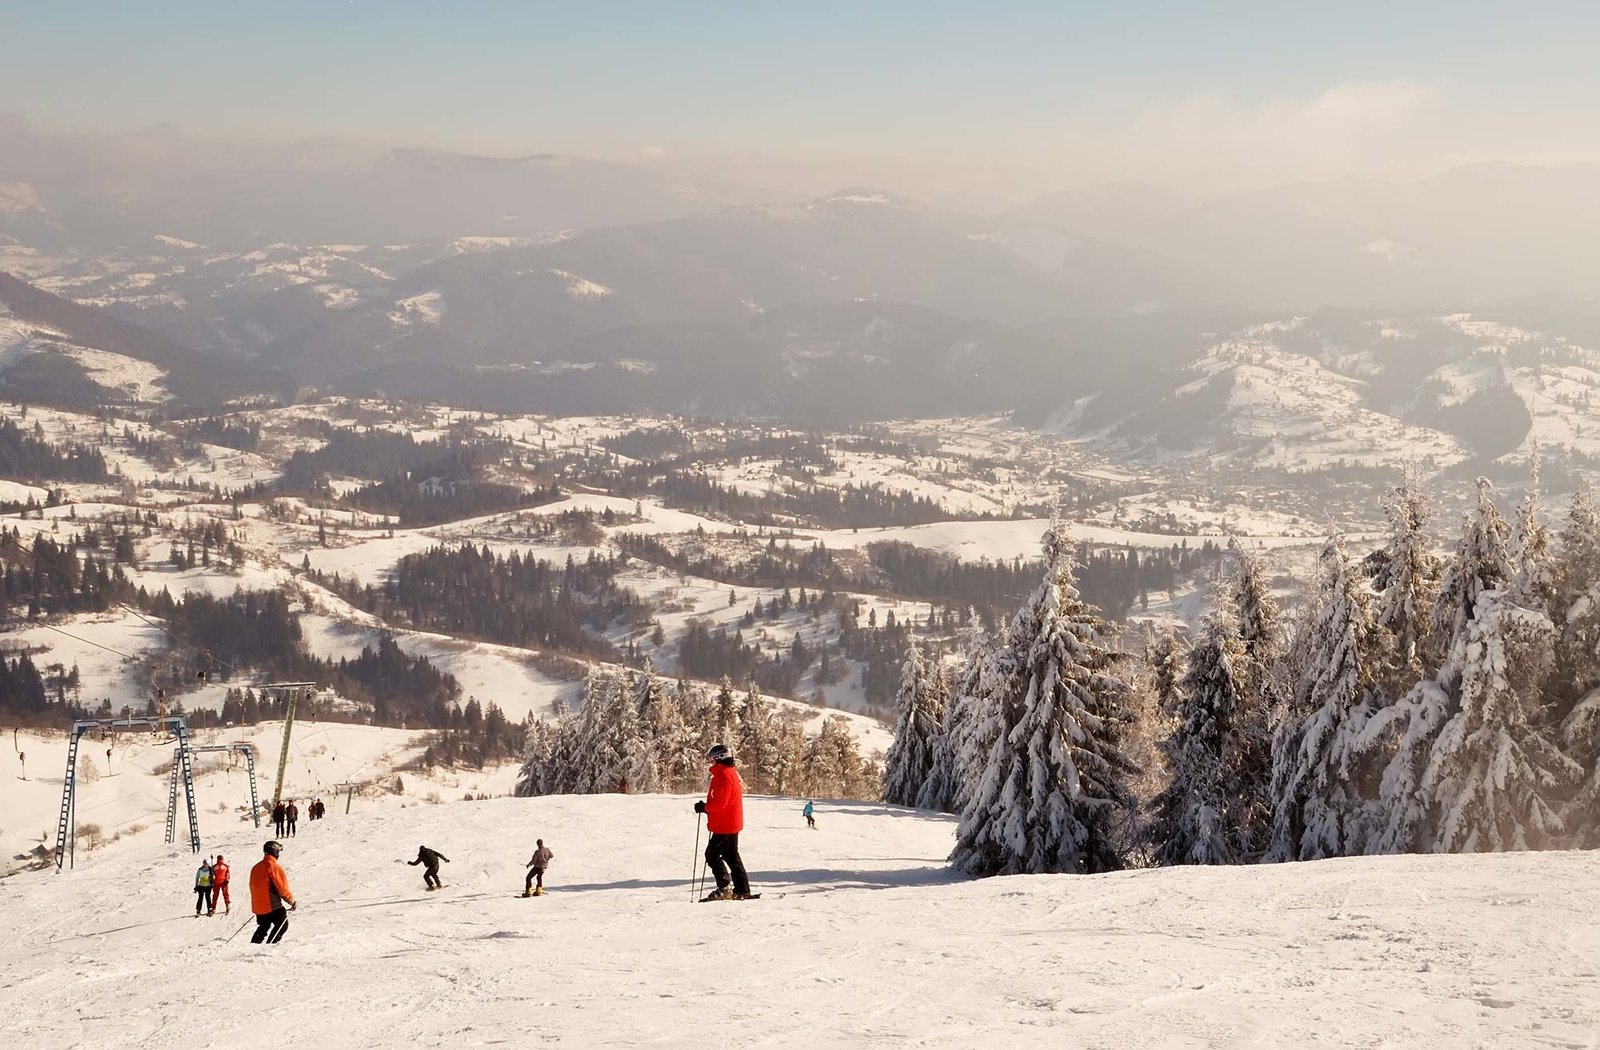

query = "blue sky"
[5, 1, 1597, 195]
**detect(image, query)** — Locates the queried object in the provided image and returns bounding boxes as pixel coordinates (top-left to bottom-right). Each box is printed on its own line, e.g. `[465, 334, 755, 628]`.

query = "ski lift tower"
[56, 714, 198, 871]
[265, 683, 317, 807]
[166, 742, 262, 842]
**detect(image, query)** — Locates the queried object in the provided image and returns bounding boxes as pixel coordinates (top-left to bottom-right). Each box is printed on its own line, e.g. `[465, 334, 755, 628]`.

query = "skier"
[409, 845, 450, 890]
[803, 801, 816, 830]
[523, 839, 554, 897]
[210, 853, 231, 916]
[249, 840, 296, 944]
[694, 743, 752, 901]
[285, 799, 299, 837]
[193, 856, 214, 917]
[272, 800, 286, 837]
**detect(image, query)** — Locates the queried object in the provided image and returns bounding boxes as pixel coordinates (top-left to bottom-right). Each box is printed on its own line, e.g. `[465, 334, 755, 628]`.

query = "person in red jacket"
[209, 853, 231, 916]
[249, 840, 297, 944]
[694, 743, 752, 900]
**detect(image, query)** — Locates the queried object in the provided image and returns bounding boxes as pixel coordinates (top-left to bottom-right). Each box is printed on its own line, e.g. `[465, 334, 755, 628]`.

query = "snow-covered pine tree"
[626, 661, 667, 792]
[736, 683, 778, 793]
[1550, 486, 1600, 719]
[1429, 478, 1513, 667]
[919, 622, 991, 814]
[1508, 476, 1554, 611]
[1419, 589, 1581, 851]
[882, 638, 944, 807]
[1148, 603, 1270, 864]
[1360, 483, 1534, 855]
[514, 718, 552, 797]
[1371, 475, 1439, 687]
[1149, 621, 1186, 719]
[1231, 547, 1281, 675]
[712, 676, 742, 751]
[1267, 535, 1380, 861]
[949, 522, 1139, 877]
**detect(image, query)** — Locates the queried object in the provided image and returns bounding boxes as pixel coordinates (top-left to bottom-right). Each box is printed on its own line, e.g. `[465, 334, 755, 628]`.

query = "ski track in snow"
[2, 794, 1597, 1049]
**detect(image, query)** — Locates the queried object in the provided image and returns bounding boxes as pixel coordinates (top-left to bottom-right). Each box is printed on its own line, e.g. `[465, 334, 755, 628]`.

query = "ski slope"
[2, 793, 1597, 1048]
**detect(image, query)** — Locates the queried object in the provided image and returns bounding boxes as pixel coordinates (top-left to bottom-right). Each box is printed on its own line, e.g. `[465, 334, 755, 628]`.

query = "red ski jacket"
[704, 762, 744, 834]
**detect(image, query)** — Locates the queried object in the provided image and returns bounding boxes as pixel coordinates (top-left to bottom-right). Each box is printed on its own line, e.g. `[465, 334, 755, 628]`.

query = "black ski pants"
[424, 865, 441, 889]
[524, 868, 545, 893]
[705, 832, 749, 896]
[251, 908, 288, 944]
[195, 887, 210, 914]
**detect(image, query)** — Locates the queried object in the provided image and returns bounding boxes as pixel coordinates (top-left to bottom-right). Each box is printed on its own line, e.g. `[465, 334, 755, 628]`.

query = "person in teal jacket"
[803, 801, 815, 830]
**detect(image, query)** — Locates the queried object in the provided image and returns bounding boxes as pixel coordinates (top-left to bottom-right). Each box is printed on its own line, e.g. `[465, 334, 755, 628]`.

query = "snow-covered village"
[6, 6, 1600, 1049]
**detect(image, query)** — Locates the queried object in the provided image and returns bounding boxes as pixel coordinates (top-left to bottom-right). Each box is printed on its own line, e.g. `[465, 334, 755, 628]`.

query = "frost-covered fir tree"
[514, 719, 553, 797]
[1267, 536, 1380, 861]
[882, 638, 945, 807]
[1359, 484, 1539, 855]
[1231, 547, 1281, 676]
[626, 661, 667, 792]
[949, 522, 1139, 877]
[1147, 607, 1263, 864]
[920, 621, 992, 814]
[1508, 476, 1553, 611]
[1372, 477, 1439, 687]
[916, 663, 962, 813]
[736, 683, 779, 793]
[1148, 621, 1186, 719]
[1419, 589, 1581, 851]
[1429, 478, 1512, 664]
[712, 676, 742, 750]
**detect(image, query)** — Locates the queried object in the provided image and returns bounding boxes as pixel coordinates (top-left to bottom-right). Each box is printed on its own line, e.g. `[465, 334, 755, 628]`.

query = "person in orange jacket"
[694, 743, 752, 900]
[249, 840, 297, 944]
[209, 853, 231, 916]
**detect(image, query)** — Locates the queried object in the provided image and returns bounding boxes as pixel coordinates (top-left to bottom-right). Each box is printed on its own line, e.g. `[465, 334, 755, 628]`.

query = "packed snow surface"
[3, 793, 1597, 1048]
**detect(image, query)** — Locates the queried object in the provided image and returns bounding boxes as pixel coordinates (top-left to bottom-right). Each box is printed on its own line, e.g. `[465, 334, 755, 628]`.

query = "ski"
[698, 892, 776, 902]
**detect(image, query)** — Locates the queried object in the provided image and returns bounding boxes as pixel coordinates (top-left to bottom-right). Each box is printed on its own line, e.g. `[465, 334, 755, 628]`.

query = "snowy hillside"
[2, 793, 1597, 1048]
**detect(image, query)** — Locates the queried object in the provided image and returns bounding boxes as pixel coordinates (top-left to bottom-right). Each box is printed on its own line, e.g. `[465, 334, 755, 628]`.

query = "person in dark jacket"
[409, 845, 450, 889]
[695, 743, 751, 900]
[285, 799, 299, 837]
[272, 801, 286, 837]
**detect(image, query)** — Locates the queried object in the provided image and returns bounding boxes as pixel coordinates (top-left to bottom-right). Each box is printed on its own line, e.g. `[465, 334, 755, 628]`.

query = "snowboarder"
[409, 845, 450, 890]
[285, 799, 299, 837]
[249, 840, 296, 944]
[210, 853, 231, 916]
[193, 857, 214, 916]
[523, 839, 554, 896]
[272, 801, 286, 837]
[803, 801, 816, 830]
[695, 743, 751, 900]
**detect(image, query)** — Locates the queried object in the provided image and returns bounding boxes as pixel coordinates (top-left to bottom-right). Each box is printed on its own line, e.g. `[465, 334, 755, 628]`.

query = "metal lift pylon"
[57, 715, 198, 871]
[166, 742, 262, 842]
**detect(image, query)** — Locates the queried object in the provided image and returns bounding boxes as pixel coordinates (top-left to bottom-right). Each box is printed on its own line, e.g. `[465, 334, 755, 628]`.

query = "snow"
[2, 792, 1597, 1048]
[389, 291, 444, 326]
[56, 346, 170, 402]
[547, 268, 613, 298]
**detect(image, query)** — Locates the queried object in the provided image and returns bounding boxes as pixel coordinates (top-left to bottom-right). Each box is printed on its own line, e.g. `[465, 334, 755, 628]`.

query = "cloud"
[638, 145, 668, 160]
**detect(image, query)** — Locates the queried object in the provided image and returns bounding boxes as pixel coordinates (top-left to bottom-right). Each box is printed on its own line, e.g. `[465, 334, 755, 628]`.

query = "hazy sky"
[6, 1, 1599, 205]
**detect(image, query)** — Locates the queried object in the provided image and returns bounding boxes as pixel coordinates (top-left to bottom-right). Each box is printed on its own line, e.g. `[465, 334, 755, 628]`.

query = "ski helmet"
[263, 840, 283, 857]
[707, 743, 732, 763]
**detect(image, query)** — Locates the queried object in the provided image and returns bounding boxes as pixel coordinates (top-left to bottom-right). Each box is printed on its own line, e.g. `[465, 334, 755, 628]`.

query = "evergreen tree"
[1420, 590, 1581, 851]
[1268, 536, 1380, 861]
[882, 638, 944, 806]
[950, 523, 1139, 877]
[1148, 605, 1267, 864]
[1149, 622, 1186, 718]
[736, 683, 779, 793]
[1372, 477, 1439, 689]
[1429, 478, 1512, 664]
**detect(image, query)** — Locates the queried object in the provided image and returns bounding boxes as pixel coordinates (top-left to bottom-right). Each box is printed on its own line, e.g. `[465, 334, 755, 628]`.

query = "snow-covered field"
[2, 793, 1597, 1048]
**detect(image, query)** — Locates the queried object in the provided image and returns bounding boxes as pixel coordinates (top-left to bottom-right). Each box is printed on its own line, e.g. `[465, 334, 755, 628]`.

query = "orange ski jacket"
[704, 762, 744, 834]
[250, 855, 295, 915]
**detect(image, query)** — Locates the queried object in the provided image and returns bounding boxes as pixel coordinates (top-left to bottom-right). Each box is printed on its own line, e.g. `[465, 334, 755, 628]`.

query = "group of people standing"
[269, 798, 328, 838]
[192, 855, 231, 916]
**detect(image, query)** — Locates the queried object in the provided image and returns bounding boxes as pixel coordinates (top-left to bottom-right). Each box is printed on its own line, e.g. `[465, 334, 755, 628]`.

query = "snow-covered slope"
[2, 793, 1596, 1048]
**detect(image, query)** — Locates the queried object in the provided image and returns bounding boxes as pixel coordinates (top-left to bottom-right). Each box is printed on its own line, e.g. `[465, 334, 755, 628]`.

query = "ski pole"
[691, 812, 703, 902]
[225, 914, 253, 944]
